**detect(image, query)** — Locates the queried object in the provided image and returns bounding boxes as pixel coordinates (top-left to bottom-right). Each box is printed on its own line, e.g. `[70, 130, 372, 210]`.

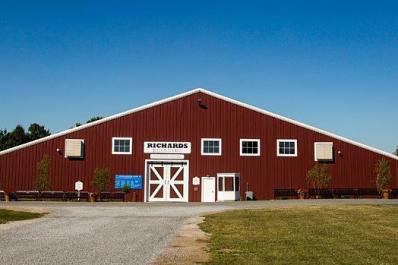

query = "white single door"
[201, 177, 216, 202]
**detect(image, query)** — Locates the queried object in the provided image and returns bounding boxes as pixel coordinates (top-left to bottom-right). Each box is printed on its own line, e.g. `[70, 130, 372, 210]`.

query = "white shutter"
[65, 139, 84, 158]
[314, 142, 333, 161]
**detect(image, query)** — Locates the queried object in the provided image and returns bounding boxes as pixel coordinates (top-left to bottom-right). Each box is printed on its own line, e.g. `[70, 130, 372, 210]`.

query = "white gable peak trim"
[0, 87, 397, 160]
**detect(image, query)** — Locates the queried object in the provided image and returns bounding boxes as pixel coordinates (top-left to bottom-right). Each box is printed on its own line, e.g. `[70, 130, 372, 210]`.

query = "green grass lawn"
[200, 205, 398, 265]
[0, 209, 45, 224]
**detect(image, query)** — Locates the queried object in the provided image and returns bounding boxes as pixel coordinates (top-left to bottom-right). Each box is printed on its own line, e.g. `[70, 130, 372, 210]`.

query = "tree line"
[0, 124, 50, 151]
[0, 116, 103, 152]
[75, 116, 103, 127]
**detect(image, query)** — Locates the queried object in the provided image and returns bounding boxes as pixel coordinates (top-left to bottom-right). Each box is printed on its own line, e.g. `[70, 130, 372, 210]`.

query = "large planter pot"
[124, 192, 137, 202]
[89, 193, 96, 202]
[382, 190, 390, 200]
[124, 192, 130, 202]
[299, 193, 305, 200]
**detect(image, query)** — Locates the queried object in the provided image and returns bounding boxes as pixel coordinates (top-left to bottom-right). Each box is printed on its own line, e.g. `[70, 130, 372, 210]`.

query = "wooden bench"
[331, 188, 359, 198]
[391, 189, 398, 199]
[358, 188, 379, 198]
[308, 189, 333, 198]
[14, 191, 39, 201]
[39, 191, 65, 201]
[99, 192, 125, 202]
[274, 189, 298, 199]
[64, 191, 89, 201]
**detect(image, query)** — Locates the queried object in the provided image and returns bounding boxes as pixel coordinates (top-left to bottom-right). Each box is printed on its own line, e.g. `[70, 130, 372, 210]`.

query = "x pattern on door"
[148, 162, 188, 202]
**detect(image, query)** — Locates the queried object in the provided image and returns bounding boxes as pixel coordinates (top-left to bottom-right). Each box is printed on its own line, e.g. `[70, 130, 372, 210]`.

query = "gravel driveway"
[1, 199, 398, 265]
[0, 202, 235, 265]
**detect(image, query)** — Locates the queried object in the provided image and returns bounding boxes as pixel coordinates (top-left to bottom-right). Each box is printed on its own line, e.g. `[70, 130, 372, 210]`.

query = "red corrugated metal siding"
[0, 91, 397, 201]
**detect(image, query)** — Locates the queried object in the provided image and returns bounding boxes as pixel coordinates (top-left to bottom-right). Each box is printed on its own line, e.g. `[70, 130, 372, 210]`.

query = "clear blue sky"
[0, 1, 397, 153]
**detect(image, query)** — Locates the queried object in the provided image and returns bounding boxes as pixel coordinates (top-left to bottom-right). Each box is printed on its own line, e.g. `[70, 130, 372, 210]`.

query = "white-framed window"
[112, 137, 132, 155]
[277, 139, 297, 157]
[240, 139, 260, 156]
[201, 138, 222, 156]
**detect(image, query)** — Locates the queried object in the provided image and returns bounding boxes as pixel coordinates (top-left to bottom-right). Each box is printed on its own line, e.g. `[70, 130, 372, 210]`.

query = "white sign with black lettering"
[144, 142, 191, 154]
[75, 181, 83, 202]
[75, 181, 83, 191]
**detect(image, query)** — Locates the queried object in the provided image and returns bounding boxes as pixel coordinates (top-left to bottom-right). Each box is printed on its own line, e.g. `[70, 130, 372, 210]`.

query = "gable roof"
[1, 88, 397, 160]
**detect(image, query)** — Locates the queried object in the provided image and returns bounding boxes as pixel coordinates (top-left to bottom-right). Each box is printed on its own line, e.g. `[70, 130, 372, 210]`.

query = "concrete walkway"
[1, 199, 397, 265]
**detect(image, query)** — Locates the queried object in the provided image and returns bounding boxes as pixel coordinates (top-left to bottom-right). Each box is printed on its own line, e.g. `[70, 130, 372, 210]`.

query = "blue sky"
[0, 1, 397, 153]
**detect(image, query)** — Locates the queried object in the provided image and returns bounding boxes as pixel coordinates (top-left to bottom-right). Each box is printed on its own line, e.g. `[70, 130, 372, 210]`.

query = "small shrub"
[375, 158, 391, 193]
[121, 184, 130, 193]
[92, 167, 111, 194]
[36, 154, 50, 194]
[306, 164, 331, 197]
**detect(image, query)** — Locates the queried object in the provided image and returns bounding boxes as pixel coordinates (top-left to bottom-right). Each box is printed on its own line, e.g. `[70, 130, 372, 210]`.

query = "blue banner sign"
[115, 175, 142, 190]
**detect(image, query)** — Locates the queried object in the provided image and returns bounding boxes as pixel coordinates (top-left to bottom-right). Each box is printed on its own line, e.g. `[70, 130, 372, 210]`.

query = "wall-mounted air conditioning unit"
[314, 142, 333, 161]
[64, 139, 84, 158]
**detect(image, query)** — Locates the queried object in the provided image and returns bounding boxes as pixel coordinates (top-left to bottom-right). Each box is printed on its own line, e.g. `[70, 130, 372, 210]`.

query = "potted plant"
[92, 167, 111, 202]
[121, 184, 131, 202]
[0, 182, 8, 202]
[88, 192, 96, 203]
[297, 189, 306, 199]
[306, 164, 332, 199]
[375, 158, 391, 199]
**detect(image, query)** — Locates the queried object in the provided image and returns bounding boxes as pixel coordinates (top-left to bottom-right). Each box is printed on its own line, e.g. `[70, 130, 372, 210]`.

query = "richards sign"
[144, 142, 191, 154]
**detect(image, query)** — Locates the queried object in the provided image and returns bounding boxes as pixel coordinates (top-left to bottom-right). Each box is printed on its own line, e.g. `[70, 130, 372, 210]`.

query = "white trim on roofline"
[0, 88, 397, 160]
[202, 89, 398, 160]
[0, 89, 202, 156]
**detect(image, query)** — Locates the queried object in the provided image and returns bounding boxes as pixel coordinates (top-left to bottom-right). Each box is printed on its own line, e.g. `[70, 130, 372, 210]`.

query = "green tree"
[75, 116, 103, 127]
[394, 146, 398, 156]
[0, 129, 6, 140]
[86, 116, 103, 123]
[0, 129, 8, 151]
[375, 158, 391, 193]
[27, 123, 50, 141]
[11, 125, 28, 147]
[0, 125, 28, 151]
[92, 167, 111, 200]
[306, 164, 332, 197]
[36, 155, 50, 195]
[0, 124, 51, 151]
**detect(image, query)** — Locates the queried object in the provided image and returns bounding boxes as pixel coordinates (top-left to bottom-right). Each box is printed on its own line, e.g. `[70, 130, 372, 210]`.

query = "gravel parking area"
[1, 199, 398, 265]
[0, 202, 234, 265]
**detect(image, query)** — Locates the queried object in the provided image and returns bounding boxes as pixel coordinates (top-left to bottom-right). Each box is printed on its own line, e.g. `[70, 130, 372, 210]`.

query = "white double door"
[147, 161, 189, 202]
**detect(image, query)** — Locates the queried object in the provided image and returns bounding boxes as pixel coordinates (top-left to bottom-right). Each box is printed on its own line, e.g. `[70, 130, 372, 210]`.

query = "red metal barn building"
[0, 88, 397, 202]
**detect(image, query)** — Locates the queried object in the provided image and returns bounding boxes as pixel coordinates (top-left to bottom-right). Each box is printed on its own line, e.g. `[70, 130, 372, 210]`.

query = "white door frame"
[144, 159, 189, 202]
[201, 176, 216, 202]
[217, 173, 240, 201]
